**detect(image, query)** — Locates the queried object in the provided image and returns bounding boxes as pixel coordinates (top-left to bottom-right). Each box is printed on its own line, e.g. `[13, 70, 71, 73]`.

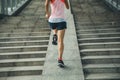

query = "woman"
[45, 0, 69, 68]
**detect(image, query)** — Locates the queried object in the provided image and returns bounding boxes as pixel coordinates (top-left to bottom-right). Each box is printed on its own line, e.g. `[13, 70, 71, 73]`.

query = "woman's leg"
[53, 29, 57, 35]
[52, 29, 58, 45]
[57, 29, 65, 60]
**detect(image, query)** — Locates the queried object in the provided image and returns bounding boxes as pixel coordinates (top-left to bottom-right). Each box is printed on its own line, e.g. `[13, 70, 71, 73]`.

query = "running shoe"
[52, 34, 57, 45]
[58, 60, 65, 68]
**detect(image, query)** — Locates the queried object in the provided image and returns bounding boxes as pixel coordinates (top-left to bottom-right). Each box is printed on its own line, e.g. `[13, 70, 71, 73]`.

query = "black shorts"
[49, 22, 67, 30]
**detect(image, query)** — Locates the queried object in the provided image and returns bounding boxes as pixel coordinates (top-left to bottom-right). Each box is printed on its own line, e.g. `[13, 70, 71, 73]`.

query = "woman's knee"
[58, 38, 63, 43]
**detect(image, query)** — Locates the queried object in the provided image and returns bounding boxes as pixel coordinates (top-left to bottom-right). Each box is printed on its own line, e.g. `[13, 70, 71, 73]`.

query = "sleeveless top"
[49, 0, 66, 23]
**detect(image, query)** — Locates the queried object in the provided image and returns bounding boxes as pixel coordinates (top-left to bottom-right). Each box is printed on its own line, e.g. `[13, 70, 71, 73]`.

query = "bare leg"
[53, 29, 57, 35]
[57, 29, 65, 60]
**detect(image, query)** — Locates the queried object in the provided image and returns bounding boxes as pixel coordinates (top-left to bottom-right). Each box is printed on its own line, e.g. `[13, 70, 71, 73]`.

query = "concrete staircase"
[0, 0, 50, 78]
[70, 0, 120, 80]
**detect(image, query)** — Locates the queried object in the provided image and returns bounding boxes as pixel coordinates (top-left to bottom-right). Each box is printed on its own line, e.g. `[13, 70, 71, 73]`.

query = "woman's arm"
[45, 0, 50, 19]
[64, 0, 69, 9]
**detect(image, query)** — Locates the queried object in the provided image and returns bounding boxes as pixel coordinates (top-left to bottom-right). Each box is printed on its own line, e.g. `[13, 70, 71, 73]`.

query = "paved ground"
[42, 6, 84, 80]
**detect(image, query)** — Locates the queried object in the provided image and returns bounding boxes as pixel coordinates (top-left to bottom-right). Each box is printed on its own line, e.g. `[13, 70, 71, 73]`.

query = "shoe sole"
[52, 41, 57, 45]
[58, 63, 65, 68]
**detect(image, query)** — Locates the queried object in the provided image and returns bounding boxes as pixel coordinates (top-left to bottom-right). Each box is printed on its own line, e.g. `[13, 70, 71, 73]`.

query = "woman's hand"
[45, 13, 50, 19]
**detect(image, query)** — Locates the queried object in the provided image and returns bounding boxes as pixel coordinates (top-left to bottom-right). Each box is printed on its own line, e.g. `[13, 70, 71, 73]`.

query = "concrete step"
[0, 39, 49, 44]
[80, 48, 120, 56]
[0, 40, 49, 47]
[0, 36, 49, 42]
[12, 28, 50, 33]
[21, 8, 45, 16]
[21, 16, 39, 21]
[80, 48, 120, 53]
[79, 42, 120, 49]
[78, 37, 120, 43]
[86, 73, 120, 80]
[18, 21, 36, 27]
[0, 58, 45, 64]
[23, 7, 38, 12]
[34, 25, 49, 29]
[0, 45, 48, 53]
[0, 32, 50, 37]
[77, 28, 120, 34]
[0, 75, 42, 80]
[0, 58, 45, 67]
[76, 25, 120, 30]
[31, 1, 44, 5]
[20, 18, 38, 23]
[82, 55, 120, 64]
[0, 27, 16, 33]
[75, 18, 120, 22]
[34, 27, 50, 31]
[0, 0, 49, 78]
[20, 9, 36, 16]
[71, 0, 120, 79]
[35, 10, 45, 16]
[5, 17, 22, 24]
[0, 66, 43, 77]
[25, 5, 38, 9]
[0, 51, 46, 56]
[75, 22, 119, 26]
[13, 26, 50, 30]
[0, 51, 46, 60]
[0, 60, 44, 68]
[77, 32, 120, 38]
[11, 32, 50, 37]
[83, 64, 120, 73]
[0, 24, 17, 28]
[81, 49, 120, 56]
[16, 24, 49, 28]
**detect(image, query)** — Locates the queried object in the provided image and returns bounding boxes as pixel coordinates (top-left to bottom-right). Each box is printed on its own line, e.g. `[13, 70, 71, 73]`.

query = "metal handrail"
[105, 0, 120, 11]
[0, 0, 28, 15]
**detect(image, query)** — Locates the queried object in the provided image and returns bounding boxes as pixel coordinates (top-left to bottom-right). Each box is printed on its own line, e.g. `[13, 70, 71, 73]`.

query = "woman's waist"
[50, 14, 65, 18]
[48, 18, 66, 23]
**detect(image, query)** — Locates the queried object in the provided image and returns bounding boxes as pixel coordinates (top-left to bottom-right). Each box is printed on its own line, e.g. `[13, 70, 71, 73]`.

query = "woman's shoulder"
[50, 0, 65, 3]
[61, 0, 65, 2]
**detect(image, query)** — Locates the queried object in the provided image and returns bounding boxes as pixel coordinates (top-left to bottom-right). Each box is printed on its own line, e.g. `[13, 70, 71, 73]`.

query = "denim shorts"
[49, 22, 67, 30]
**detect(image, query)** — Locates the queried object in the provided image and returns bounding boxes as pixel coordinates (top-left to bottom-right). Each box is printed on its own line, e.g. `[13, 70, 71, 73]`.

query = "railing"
[0, 0, 29, 16]
[104, 0, 120, 11]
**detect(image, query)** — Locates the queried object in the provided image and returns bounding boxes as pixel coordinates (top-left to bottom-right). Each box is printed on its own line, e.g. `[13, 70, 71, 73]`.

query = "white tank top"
[49, 0, 66, 23]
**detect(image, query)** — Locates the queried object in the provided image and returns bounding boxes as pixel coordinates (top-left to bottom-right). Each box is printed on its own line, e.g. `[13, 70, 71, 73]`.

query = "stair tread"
[0, 0, 48, 78]
[0, 75, 42, 80]
[75, 21, 120, 25]
[0, 58, 45, 63]
[0, 51, 47, 56]
[86, 73, 120, 79]
[76, 25, 120, 28]
[0, 35, 49, 39]
[0, 40, 49, 44]
[78, 32, 120, 36]
[0, 45, 48, 49]
[0, 32, 50, 35]
[77, 28, 120, 31]
[79, 42, 120, 46]
[82, 55, 120, 59]
[81, 48, 120, 52]
[0, 66, 43, 72]
[78, 37, 120, 41]
[84, 64, 120, 68]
